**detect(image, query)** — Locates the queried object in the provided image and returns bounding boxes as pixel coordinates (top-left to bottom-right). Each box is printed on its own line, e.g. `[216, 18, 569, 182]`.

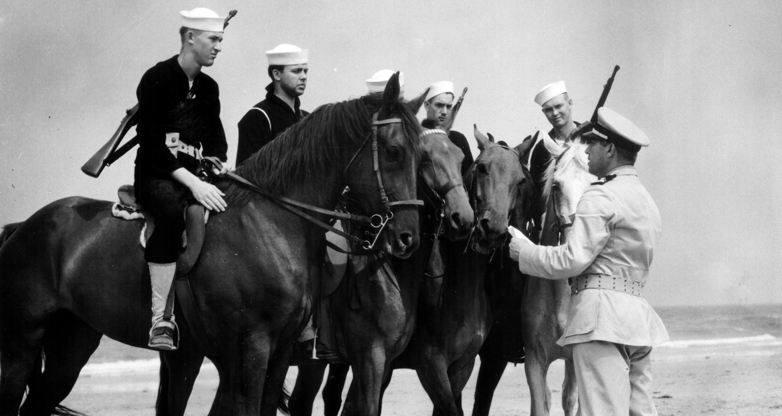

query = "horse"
[0, 75, 423, 416]
[377, 127, 527, 416]
[471, 131, 596, 416]
[282, 90, 473, 416]
[288, 108, 476, 416]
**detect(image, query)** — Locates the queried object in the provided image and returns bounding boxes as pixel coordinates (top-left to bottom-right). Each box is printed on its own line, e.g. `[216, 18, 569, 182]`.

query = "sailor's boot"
[148, 262, 177, 351]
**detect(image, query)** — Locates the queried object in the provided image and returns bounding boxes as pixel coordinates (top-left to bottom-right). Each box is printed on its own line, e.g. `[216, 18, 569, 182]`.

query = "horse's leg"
[0, 308, 49, 416]
[207, 360, 234, 416]
[156, 344, 205, 416]
[290, 361, 327, 416]
[18, 312, 101, 416]
[524, 350, 552, 416]
[447, 355, 477, 416]
[231, 332, 271, 416]
[472, 344, 509, 416]
[322, 363, 349, 416]
[341, 350, 386, 416]
[561, 357, 578, 416]
[261, 341, 294, 416]
[416, 355, 460, 416]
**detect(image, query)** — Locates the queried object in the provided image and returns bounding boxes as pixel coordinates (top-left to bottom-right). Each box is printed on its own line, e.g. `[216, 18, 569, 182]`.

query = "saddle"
[114, 184, 207, 277]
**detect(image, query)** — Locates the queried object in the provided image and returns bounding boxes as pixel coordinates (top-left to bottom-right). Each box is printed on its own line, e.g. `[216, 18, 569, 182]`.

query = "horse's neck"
[442, 240, 489, 308]
[283, 174, 343, 216]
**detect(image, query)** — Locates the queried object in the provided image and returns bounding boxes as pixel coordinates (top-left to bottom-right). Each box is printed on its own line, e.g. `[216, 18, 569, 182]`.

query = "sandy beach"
[56, 334, 782, 416]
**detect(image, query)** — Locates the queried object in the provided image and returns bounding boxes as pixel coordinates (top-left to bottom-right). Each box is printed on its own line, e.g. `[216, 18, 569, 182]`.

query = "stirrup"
[148, 319, 179, 351]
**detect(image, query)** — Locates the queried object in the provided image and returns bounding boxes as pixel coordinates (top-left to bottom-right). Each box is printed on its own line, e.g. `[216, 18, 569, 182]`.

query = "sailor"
[134, 7, 231, 350]
[422, 80, 473, 176]
[509, 107, 669, 415]
[236, 44, 309, 164]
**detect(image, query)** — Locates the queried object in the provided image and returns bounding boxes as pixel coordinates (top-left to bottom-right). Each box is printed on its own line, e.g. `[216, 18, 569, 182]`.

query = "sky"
[1, 0, 781, 307]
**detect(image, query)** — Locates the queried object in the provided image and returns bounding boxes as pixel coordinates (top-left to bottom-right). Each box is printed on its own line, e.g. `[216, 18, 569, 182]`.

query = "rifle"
[590, 65, 620, 123]
[80, 104, 139, 178]
[441, 87, 468, 133]
[80, 10, 238, 178]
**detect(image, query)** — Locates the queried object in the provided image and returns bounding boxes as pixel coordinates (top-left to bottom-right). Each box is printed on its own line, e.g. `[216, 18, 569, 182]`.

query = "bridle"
[417, 128, 467, 240]
[465, 143, 520, 255]
[210, 111, 423, 251]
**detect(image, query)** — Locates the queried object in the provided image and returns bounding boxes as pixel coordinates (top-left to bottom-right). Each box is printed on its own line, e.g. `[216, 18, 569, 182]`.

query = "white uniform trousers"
[572, 340, 657, 416]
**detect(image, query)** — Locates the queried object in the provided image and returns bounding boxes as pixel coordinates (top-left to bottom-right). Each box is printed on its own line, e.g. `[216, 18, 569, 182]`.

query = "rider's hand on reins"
[212, 161, 233, 176]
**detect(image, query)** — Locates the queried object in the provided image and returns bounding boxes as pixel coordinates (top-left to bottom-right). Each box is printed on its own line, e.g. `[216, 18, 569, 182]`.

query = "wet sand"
[58, 336, 782, 415]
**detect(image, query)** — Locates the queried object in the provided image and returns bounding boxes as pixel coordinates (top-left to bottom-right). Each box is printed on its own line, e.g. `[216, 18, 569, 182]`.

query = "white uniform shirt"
[517, 165, 669, 347]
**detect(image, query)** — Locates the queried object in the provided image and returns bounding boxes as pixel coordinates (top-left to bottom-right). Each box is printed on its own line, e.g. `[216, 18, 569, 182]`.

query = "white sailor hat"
[266, 44, 309, 66]
[534, 81, 567, 106]
[366, 70, 405, 95]
[425, 81, 454, 102]
[583, 107, 650, 152]
[180, 8, 225, 33]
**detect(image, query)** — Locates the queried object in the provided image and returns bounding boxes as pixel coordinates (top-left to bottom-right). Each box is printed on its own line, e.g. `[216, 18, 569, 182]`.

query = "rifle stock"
[590, 65, 620, 124]
[81, 104, 139, 178]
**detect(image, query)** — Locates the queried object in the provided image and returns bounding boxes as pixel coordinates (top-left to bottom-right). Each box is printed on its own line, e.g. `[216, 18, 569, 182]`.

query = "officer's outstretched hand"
[508, 226, 533, 262]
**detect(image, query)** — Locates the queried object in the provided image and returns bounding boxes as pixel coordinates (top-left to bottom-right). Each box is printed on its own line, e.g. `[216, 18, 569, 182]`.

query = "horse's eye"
[477, 164, 488, 175]
[386, 147, 402, 161]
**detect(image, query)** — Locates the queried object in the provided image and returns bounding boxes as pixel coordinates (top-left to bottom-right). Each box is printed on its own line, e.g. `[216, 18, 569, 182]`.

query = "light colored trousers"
[572, 341, 657, 416]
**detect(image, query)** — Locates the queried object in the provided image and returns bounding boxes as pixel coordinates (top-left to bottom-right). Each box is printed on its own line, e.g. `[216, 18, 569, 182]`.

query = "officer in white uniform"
[509, 107, 669, 416]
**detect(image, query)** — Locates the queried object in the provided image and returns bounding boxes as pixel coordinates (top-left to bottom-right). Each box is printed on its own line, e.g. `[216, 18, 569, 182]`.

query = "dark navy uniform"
[134, 55, 227, 263]
[235, 83, 309, 165]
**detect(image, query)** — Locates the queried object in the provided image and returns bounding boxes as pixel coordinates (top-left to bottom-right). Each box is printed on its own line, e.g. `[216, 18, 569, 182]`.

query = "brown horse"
[0, 76, 423, 416]
[301, 120, 474, 416]
[384, 127, 528, 416]
[472, 131, 596, 416]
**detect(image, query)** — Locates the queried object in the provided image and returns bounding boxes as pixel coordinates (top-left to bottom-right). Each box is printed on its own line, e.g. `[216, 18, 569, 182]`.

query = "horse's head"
[542, 136, 596, 237]
[346, 73, 423, 258]
[468, 125, 529, 254]
[417, 129, 474, 240]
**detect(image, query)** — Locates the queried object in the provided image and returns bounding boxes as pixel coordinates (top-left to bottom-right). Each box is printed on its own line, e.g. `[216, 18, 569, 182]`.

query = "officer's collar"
[604, 164, 637, 178]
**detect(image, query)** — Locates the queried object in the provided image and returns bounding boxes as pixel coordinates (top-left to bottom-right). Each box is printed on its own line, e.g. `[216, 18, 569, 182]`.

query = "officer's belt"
[569, 273, 644, 297]
[166, 132, 202, 160]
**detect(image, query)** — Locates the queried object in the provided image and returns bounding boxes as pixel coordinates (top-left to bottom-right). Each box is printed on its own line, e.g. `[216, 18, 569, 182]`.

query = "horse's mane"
[542, 138, 589, 201]
[222, 95, 422, 207]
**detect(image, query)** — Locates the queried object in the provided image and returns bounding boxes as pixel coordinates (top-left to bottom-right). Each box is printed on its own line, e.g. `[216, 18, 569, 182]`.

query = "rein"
[207, 112, 423, 251]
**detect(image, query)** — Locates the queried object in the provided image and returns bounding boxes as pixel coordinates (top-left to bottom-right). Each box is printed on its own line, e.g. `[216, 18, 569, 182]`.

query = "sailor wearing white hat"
[135, 7, 232, 350]
[534, 81, 580, 145]
[422, 80, 473, 175]
[518, 81, 583, 243]
[366, 69, 405, 97]
[509, 108, 668, 416]
[236, 44, 310, 164]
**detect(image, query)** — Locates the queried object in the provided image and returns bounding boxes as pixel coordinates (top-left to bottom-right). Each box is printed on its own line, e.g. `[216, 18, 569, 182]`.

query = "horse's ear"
[406, 88, 429, 114]
[383, 72, 401, 107]
[487, 132, 495, 143]
[566, 121, 592, 143]
[515, 131, 538, 166]
[474, 124, 491, 151]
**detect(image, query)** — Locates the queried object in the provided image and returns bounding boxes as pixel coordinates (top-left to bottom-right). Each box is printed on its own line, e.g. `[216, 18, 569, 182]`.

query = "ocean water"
[655, 303, 782, 341]
[82, 303, 782, 364]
